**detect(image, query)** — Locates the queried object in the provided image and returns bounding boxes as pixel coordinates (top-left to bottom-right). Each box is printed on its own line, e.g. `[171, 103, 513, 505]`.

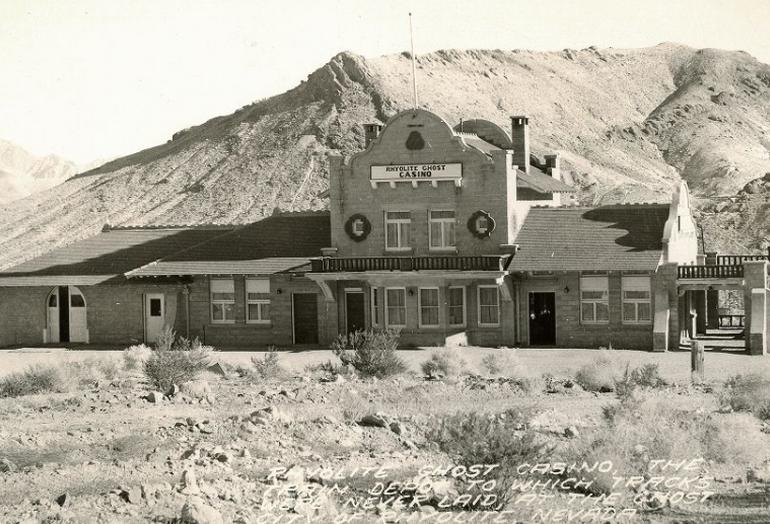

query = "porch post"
[744, 261, 768, 355]
[705, 252, 719, 329]
[653, 263, 678, 352]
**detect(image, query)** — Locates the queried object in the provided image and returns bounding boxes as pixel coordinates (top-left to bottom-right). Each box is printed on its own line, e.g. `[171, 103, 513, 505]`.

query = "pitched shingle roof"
[510, 204, 669, 272]
[0, 226, 234, 286]
[127, 212, 331, 277]
[517, 169, 576, 193]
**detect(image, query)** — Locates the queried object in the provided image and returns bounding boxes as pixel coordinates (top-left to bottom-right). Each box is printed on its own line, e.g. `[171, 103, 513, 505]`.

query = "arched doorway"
[46, 286, 88, 343]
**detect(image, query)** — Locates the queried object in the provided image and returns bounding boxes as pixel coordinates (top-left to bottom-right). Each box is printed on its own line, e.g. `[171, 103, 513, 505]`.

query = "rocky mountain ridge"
[1, 43, 769, 269]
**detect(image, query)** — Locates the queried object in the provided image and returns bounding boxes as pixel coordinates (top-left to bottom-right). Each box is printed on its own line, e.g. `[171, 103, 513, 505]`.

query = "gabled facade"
[308, 108, 575, 347]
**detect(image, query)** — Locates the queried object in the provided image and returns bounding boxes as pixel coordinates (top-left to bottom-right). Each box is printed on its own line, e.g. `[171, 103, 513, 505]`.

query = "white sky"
[1, 0, 768, 164]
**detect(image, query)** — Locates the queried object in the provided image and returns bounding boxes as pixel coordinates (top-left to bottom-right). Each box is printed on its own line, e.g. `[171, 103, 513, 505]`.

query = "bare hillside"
[1, 43, 769, 269]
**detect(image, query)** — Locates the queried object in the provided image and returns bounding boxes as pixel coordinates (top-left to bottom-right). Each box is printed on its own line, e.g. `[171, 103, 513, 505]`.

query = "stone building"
[0, 108, 767, 354]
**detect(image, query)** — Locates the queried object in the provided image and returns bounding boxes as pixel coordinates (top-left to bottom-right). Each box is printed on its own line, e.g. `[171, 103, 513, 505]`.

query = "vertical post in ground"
[691, 339, 704, 382]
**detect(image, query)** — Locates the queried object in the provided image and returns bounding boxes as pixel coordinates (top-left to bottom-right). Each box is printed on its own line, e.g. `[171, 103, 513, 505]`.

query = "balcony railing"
[715, 254, 770, 266]
[678, 265, 744, 280]
[310, 255, 508, 273]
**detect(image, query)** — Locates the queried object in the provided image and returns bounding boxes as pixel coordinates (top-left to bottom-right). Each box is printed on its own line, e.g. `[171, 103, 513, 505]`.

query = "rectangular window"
[385, 211, 411, 250]
[246, 278, 270, 324]
[448, 286, 466, 327]
[622, 276, 651, 324]
[429, 210, 456, 249]
[371, 288, 380, 326]
[580, 276, 609, 324]
[211, 278, 235, 323]
[419, 288, 440, 327]
[478, 285, 500, 327]
[385, 287, 407, 327]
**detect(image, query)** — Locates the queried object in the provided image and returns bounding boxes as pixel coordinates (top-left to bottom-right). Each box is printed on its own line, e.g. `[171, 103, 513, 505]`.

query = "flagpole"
[409, 12, 418, 109]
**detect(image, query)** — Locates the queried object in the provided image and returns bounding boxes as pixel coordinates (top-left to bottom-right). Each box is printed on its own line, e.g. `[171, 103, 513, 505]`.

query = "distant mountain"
[1, 43, 769, 269]
[0, 139, 79, 203]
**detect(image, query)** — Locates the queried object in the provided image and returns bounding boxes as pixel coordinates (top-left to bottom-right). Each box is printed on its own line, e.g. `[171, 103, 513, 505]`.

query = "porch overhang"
[306, 270, 510, 302]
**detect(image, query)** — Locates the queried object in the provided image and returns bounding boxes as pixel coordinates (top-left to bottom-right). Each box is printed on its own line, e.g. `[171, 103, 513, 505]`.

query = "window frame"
[418, 287, 440, 328]
[384, 287, 407, 328]
[371, 287, 380, 326]
[428, 209, 456, 250]
[210, 278, 236, 324]
[580, 275, 610, 325]
[621, 275, 652, 325]
[245, 278, 271, 325]
[447, 285, 467, 327]
[384, 211, 411, 251]
[477, 285, 500, 328]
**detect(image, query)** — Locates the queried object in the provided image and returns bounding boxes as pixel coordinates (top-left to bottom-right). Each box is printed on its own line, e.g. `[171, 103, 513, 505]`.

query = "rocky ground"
[0, 356, 769, 523]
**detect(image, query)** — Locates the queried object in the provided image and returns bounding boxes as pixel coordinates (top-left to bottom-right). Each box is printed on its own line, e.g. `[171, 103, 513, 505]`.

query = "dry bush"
[0, 365, 62, 398]
[720, 373, 770, 420]
[143, 330, 214, 391]
[123, 344, 153, 371]
[331, 328, 406, 378]
[574, 354, 620, 392]
[421, 347, 468, 379]
[702, 413, 770, 465]
[426, 408, 548, 509]
[564, 396, 769, 496]
[250, 346, 287, 380]
[58, 358, 122, 389]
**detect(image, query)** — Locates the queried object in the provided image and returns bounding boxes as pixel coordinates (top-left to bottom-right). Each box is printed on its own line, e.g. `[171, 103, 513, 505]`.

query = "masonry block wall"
[515, 272, 654, 350]
[337, 279, 515, 348]
[0, 287, 51, 347]
[187, 275, 335, 349]
[329, 109, 513, 258]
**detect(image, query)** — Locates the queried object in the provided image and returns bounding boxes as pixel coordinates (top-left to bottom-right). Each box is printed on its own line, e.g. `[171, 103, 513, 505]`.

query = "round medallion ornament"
[344, 214, 372, 242]
[467, 210, 496, 239]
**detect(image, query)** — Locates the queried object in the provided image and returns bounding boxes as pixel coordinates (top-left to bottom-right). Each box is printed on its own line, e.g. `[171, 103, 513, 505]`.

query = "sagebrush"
[143, 329, 213, 391]
[720, 373, 770, 420]
[251, 346, 286, 379]
[421, 347, 468, 379]
[0, 365, 62, 398]
[331, 328, 406, 378]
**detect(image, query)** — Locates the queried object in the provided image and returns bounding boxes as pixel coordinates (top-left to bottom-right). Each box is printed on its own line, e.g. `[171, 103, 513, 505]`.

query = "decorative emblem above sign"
[369, 162, 463, 188]
[405, 131, 425, 150]
[467, 210, 496, 239]
[344, 214, 371, 242]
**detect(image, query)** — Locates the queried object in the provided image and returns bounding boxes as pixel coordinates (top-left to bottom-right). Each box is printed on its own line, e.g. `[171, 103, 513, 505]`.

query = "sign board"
[370, 163, 462, 182]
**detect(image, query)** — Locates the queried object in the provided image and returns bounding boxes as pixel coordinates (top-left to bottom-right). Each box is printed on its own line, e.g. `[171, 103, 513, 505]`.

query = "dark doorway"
[292, 293, 319, 344]
[345, 291, 366, 334]
[58, 286, 70, 343]
[529, 292, 556, 345]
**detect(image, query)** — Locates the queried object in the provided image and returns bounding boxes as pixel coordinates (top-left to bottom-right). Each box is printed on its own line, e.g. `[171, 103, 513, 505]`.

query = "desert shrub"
[702, 413, 770, 465]
[720, 373, 770, 420]
[481, 353, 502, 375]
[0, 365, 62, 398]
[631, 363, 666, 388]
[421, 347, 468, 379]
[250, 346, 286, 379]
[331, 328, 406, 378]
[426, 409, 548, 509]
[60, 358, 121, 388]
[143, 330, 213, 391]
[123, 344, 153, 371]
[574, 354, 618, 392]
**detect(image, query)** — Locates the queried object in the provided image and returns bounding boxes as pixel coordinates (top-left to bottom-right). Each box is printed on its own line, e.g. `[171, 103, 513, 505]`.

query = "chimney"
[511, 116, 530, 174]
[364, 123, 383, 148]
[544, 154, 561, 179]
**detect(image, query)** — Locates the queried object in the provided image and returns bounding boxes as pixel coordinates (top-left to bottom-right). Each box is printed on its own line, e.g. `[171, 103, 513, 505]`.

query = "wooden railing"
[677, 265, 744, 279]
[718, 314, 745, 328]
[716, 254, 770, 266]
[310, 255, 507, 273]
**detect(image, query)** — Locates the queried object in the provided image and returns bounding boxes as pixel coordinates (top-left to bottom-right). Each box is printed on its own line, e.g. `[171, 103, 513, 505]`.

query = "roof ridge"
[103, 223, 237, 232]
[530, 202, 668, 210]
